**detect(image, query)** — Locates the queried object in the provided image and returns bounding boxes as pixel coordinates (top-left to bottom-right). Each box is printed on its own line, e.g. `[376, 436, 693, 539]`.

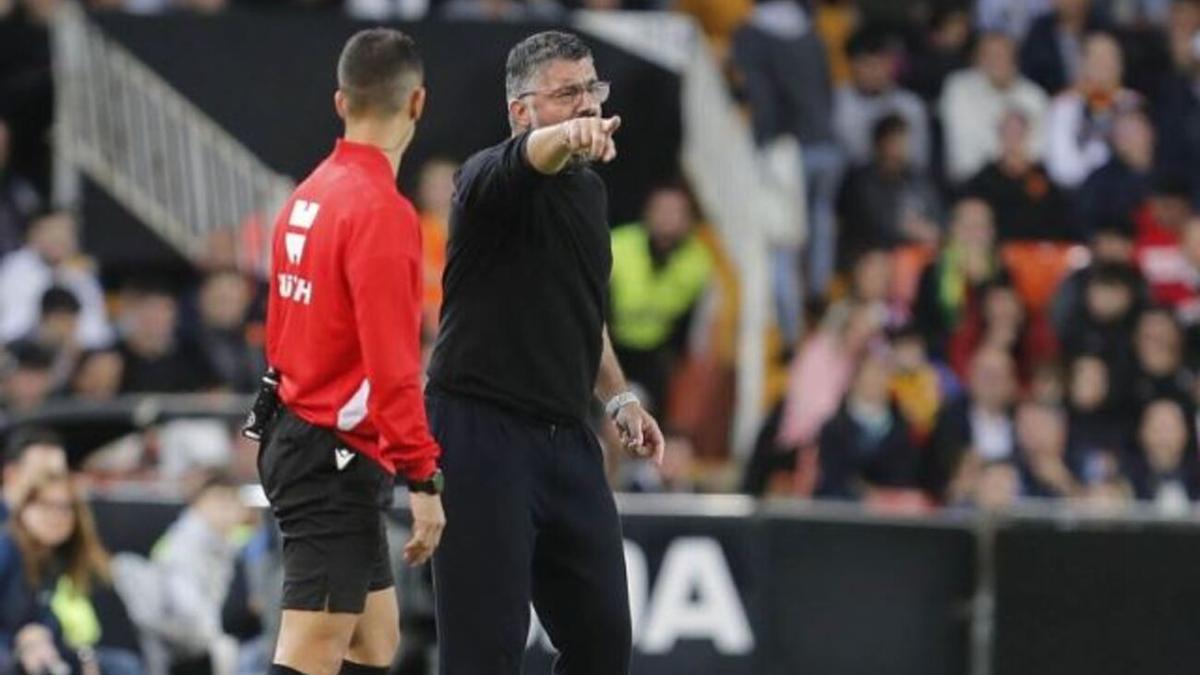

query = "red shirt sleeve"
[343, 200, 441, 480]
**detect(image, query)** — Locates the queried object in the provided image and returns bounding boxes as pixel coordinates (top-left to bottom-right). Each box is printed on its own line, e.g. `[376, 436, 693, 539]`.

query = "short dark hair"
[337, 28, 424, 117]
[846, 26, 892, 59]
[7, 342, 54, 371]
[872, 113, 909, 146]
[1087, 262, 1139, 289]
[5, 427, 64, 467]
[505, 31, 592, 100]
[1138, 305, 1179, 327]
[40, 286, 81, 317]
[123, 274, 177, 300]
[1092, 218, 1136, 240]
[1150, 171, 1193, 200]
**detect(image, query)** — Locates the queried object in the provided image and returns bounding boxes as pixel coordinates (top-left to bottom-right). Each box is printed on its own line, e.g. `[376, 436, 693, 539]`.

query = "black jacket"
[815, 402, 920, 499]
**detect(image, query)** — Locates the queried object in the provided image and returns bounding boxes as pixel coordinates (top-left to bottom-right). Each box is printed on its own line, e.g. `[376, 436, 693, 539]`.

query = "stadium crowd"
[2, 0, 1200, 501]
[1, 0, 1200, 670]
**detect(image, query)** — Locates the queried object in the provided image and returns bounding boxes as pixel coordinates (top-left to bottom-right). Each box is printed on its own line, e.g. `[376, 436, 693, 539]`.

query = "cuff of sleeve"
[399, 452, 439, 482]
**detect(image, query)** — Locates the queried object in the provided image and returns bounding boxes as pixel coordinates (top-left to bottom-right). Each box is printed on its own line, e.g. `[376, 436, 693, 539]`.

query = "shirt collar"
[333, 138, 395, 182]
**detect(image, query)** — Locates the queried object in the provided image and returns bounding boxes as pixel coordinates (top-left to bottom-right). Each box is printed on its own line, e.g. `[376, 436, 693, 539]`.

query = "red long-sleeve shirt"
[266, 139, 440, 480]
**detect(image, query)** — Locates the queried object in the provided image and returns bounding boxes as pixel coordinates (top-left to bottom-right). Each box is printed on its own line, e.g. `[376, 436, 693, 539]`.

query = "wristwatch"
[407, 469, 445, 495]
[605, 391, 640, 419]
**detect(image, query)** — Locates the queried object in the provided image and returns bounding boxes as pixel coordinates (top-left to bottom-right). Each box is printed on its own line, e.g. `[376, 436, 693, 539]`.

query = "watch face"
[432, 470, 445, 493]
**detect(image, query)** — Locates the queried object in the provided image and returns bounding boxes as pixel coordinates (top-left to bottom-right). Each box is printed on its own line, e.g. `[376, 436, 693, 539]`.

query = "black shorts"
[257, 408, 395, 613]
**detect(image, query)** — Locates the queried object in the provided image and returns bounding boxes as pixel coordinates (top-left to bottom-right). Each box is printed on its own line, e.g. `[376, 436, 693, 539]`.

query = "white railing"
[51, 3, 292, 274]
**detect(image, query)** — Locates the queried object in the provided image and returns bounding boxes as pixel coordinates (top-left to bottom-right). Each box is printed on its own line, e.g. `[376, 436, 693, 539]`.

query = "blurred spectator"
[1, 341, 54, 414]
[69, 348, 123, 402]
[1164, 0, 1200, 73]
[6, 286, 84, 393]
[1130, 306, 1193, 407]
[1014, 402, 1080, 498]
[913, 198, 1009, 356]
[0, 0, 57, 199]
[959, 459, 1022, 511]
[901, 2, 974, 105]
[940, 33, 1049, 185]
[1132, 173, 1195, 307]
[609, 184, 713, 412]
[1019, 0, 1113, 94]
[117, 281, 220, 394]
[1075, 109, 1155, 233]
[1028, 360, 1066, 405]
[0, 470, 142, 675]
[815, 348, 921, 499]
[833, 26, 932, 169]
[91, 0, 228, 13]
[195, 270, 263, 394]
[976, 0, 1054, 40]
[1169, 216, 1200, 328]
[836, 114, 942, 264]
[947, 280, 1059, 384]
[889, 324, 956, 442]
[1056, 263, 1144, 384]
[1097, 0, 1172, 24]
[1127, 397, 1200, 512]
[777, 302, 884, 451]
[842, 245, 906, 326]
[963, 110, 1074, 241]
[0, 211, 112, 349]
[1064, 354, 1134, 493]
[925, 347, 1019, 501]
[0, 118, 41, 257]
[733, 0, 833, 148]
[116, 473, 246, 674]
[742, 403, 800, 497]
[344, 0, 432, 20]
[441, 0, 562, 20]
[1050, 225, 1144, 331]
[1174, 216, 1200, 364]
[731, 0, 842, 297]
[220, 519, 280, 674]
[1, 427, 67, 522]
[415, 158, 456, 337]
[1044, 32, 1144, 188]
[1154, 0, 1200, 202]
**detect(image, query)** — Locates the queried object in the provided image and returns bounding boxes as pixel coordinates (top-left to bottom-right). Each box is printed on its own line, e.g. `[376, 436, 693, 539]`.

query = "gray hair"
[505, 31, 592, 101]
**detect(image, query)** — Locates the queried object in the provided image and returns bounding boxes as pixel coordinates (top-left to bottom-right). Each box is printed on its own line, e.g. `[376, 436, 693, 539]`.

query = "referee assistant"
[426, 31, 664, 675]
[259, 29, 445, 675]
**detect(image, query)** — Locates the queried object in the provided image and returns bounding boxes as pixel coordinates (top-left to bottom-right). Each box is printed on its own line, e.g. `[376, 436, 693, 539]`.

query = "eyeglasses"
[516, 80, 611, 106]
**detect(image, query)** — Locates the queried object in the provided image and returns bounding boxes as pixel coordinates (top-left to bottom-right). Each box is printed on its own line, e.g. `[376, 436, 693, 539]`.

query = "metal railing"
[51, 3, 292, 274]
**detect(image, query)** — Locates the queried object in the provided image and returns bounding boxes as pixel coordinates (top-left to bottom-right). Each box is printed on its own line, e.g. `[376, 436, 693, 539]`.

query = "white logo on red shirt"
[278, 273, 313, 305]
[289, 200, 320, 229]
[285, 232, 307, 264]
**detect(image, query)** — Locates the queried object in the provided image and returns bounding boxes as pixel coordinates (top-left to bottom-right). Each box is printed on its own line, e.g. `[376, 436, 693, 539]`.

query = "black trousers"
[426, 391, 632, 675]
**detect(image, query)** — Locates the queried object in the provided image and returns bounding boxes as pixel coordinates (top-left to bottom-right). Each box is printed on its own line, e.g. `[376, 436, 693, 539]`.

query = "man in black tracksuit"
[426, 31, 666, 675]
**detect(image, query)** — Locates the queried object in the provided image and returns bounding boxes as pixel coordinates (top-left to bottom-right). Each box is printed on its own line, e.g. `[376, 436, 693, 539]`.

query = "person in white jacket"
[0, 211, 112, 349]
[1044, 32, 1143, 189]
[940, 32, 1049, 184]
